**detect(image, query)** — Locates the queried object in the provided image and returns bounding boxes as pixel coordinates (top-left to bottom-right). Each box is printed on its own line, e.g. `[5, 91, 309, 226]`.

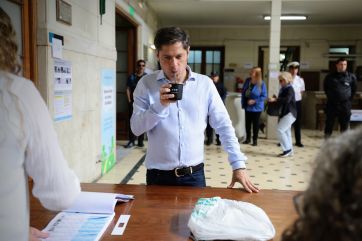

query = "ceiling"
[145, 0, 362, 26]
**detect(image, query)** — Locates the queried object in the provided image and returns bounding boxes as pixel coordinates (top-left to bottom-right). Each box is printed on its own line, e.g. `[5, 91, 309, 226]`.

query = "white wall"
[185, 24, 362, 71]
[186, 24, 362, 130]
[36, 0, 158, 182]
[37, 0, 117, 182]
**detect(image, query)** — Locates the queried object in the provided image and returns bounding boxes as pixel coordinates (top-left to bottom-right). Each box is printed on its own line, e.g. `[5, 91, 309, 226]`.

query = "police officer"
[288, 62, 305, 147]
[124, 59, 147, 148]
[324, 58, 357, 138]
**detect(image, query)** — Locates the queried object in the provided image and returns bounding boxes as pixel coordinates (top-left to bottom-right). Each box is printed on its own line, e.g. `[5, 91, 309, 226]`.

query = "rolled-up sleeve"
[131, 79, 169, 136]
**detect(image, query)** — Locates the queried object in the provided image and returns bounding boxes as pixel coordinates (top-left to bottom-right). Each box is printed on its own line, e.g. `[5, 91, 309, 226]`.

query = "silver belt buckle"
[174, 167, 193, 177]
[174, 168, 182, 177]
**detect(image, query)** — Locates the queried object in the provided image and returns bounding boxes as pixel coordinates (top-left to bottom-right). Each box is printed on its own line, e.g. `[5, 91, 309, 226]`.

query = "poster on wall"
[54, 59, 72, 122]
[101, 69, 116, 175]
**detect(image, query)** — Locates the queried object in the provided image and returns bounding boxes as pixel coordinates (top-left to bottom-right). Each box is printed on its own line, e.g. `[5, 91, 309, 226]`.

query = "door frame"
[115, 8, 138, 140]
[7, 0, 37, 84]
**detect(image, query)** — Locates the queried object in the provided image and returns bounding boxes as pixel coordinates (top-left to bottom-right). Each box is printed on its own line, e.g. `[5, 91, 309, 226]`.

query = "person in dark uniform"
[324, 58, 357, 138]
[288, 61, 305, 147]
[124, 59, 147, 148]
[205, 72, 227, 145]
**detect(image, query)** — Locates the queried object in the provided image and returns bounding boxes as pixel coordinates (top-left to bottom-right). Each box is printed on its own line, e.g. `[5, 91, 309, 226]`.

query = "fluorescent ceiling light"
[264, 15, 307, 21]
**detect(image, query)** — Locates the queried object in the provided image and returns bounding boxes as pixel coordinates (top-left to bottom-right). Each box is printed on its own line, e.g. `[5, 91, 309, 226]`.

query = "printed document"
[41, 191, 134, 241]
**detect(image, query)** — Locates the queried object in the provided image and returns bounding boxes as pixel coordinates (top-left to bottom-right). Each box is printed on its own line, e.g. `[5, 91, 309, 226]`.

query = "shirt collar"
[157, 65, 196, 82]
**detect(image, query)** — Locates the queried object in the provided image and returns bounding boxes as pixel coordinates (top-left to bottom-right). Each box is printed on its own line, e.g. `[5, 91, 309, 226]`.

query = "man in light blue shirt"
[131, 27, 258, 193]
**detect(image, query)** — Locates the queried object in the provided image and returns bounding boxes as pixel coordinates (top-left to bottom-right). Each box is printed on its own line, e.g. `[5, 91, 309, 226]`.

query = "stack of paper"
[41, 192, 134, 241]
[64, 192, 134, 214]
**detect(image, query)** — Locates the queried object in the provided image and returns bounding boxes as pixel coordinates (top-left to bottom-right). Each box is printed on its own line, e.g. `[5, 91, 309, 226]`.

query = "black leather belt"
[148, 163, 204, 177]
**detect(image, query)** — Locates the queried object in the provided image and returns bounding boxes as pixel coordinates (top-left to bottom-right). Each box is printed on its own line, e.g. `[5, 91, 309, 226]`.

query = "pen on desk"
[115, 196, 134, 200]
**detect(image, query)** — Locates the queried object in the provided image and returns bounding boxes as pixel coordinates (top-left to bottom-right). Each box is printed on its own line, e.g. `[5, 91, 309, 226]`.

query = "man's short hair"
[336, 57, 347, 64]
[154, 27, 190, 51]
[210, 71, 219, 77]
[136, 59, 145, 66]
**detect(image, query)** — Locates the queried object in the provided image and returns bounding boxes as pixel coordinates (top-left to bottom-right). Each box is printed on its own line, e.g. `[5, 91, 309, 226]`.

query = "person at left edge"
[131, 26, 259, 193]
[0, 7, 80, 241]
[124, 59, 147, 148]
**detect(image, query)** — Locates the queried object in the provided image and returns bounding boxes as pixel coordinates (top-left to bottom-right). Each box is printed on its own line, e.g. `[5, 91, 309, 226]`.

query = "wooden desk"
[30, 184, 299, 241]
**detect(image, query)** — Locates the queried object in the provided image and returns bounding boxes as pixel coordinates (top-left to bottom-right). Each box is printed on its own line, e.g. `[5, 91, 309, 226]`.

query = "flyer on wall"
[101, 69, 116, 174]
[53, 59, 72, 122]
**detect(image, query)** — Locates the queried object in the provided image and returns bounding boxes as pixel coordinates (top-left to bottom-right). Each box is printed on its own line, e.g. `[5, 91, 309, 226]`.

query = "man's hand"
[228, 169, 259, 193]
[268, 97, 277, 102]
[29, 227, 49, 241]
[160, 83, 176, 106]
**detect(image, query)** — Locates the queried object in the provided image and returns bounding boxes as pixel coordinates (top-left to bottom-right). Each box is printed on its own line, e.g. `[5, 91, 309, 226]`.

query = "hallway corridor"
[97, 129, 324, 191]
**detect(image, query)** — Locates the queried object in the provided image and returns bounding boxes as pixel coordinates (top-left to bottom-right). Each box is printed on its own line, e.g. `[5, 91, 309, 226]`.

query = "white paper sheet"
[53, 59, 72, 122]
[42, 212, 114, 241]
[64, 191, 134, 214]
[52, 38, 63, 59]
[111, 215, 131, 235]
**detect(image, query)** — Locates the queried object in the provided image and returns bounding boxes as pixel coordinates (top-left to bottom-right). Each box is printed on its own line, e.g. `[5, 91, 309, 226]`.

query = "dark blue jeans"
[146, 166, 206, 187]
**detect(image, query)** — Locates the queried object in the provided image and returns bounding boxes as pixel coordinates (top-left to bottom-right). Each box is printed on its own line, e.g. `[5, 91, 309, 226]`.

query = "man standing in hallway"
[124, 59, 147, 148]
[324, 58, 357, 138]
[131, 27, 258, 193]
[205, 71, 227, 146]
[288, 62, 305, 147]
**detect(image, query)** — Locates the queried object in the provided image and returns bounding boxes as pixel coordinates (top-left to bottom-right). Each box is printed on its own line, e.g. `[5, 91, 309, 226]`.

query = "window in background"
[188, 50, 202, 73]
[188, 47, 225, 80]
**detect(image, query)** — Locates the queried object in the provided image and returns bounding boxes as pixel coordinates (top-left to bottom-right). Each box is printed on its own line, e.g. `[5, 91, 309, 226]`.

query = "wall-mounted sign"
[56, 0, 72, 25]
[101, 69, 116, 175]
[53, 59, 72, 122]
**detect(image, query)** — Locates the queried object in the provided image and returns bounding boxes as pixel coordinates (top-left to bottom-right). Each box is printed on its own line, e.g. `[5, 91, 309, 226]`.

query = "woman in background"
[0, 7, 80, 241]
[268, 72, 296, 157]
[241, 67, 267, 146]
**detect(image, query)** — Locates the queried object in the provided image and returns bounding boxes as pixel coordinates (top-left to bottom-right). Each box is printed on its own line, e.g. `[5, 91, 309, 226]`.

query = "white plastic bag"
[187, 197, 275, 241]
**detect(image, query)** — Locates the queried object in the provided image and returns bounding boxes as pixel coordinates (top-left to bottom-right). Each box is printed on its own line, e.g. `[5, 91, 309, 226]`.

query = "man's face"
[212, 75, 219, 83]
[136, 62, 145, 74]
[289, 66, 299, 76]
[157, 42, 189, 82]
[336, 60, 347, 73]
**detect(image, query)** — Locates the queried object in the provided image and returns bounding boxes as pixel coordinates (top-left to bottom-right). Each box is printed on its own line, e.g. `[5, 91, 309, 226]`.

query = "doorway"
[0, 0, 37, 83]
[115, 11, 137, 140]
[258, 46, 300, 81]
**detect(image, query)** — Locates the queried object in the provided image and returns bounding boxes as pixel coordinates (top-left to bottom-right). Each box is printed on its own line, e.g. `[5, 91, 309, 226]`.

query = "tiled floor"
[97, 129, 325, 191]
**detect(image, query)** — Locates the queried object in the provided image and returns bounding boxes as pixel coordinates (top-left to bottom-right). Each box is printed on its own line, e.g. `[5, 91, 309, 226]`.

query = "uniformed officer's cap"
[287, 61, 300, 68]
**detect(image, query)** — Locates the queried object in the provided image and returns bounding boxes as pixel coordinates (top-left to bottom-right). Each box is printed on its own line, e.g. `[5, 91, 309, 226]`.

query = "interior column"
[266, 0, 282, 139]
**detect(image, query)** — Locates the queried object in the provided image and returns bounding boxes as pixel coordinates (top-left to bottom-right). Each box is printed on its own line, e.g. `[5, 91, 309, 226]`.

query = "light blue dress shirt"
[131, 66, 247, 171]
